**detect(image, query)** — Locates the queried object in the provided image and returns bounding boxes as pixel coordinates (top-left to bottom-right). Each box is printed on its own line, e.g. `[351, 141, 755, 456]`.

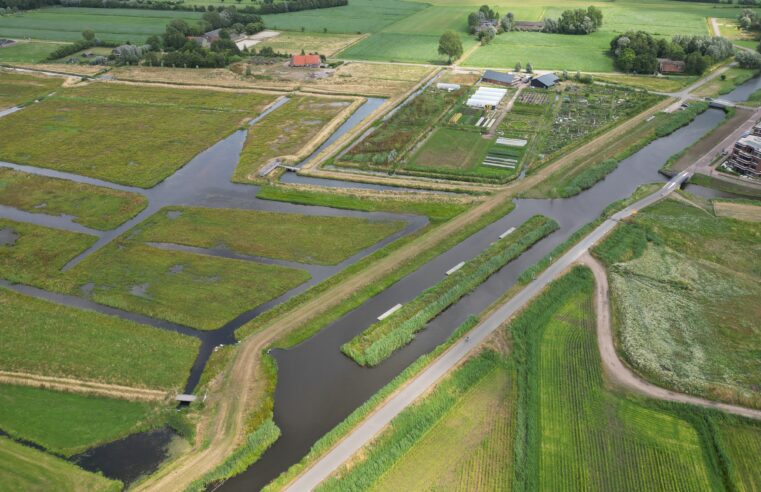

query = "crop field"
[510, 267, 715, 491]
[0, 71, 61, 110]
[0, 384, 162, 456]
[540, 83, 662, 158]
[256, 32, 362, 57]
[0, 218, 96, 289]
[340, 86, 461, 169]
[371, 368, 514, 491]
[0, 7, 201, 43]
[0, 83, 275, 188]
[719, 422, 761, 492]
[0, 168, 147, 230]
[596, 198, 761, 408]
[0, 288, 199, 390]
[318, 352, 504, 491]
[235, 96, 352, 181]
[0, 436, 119, 492]
[131, 207, 405, 266]
[66, 239, 310, 330]
[261, 0, 425, 34]
[0, 40, 59, 63]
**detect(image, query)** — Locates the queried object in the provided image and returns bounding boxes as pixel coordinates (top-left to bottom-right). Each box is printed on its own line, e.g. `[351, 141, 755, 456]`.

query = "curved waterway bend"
[223, 108, 738, 490]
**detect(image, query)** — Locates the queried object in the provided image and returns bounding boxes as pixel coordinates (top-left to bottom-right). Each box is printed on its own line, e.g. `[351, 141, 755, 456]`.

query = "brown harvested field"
[439, 70, 481, 85]
[713, 201, 761, 222]
[112, 62, 433, 98]
[257, 32, 365, 57]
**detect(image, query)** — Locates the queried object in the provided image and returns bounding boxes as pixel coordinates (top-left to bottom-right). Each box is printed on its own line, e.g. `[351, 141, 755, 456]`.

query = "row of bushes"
[557, 158, 619, 197]
[185, 419, 281, 492]
[655, 101, 709, 137]
[341, 215, 559, 367]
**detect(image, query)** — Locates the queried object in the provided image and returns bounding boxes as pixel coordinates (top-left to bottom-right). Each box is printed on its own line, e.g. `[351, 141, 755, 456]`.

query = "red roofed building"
[657, 58, 686, 74]
[290, 54, 321, 68]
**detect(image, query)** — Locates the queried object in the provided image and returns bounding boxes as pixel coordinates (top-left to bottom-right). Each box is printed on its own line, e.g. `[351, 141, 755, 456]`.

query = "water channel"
[1, 78, 757, 488]
[223, 105, 750, 489]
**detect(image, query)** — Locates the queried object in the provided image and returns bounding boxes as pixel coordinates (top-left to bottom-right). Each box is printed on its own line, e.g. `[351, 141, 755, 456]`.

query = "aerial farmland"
[1, 0, 761, 490]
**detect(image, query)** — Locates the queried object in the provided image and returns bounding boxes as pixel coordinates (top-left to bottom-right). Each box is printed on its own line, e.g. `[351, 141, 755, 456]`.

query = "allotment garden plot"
[0, 82, 276, 188]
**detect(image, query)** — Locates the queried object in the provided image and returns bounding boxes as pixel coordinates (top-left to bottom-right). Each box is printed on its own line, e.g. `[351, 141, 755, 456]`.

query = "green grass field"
[0, 288, 199, 390]
[0, 384, 163, 456]
[66, 240, 310, 330]
[131, 206, 406, 266]
[511, 267, 716, 490]
[719, 422, 761, 492]
[463, 31, 615, 72]
[0, 71, 61, 110]
[0, 83, 275, 188]
[0, 7, 201, 43]
[261, 0, 425, 34]
[0, 167, 147, 230]
[235, 96, 351, 181]
[407, 127, 494, 173]
[0, 436, 120, 491]
[693, 68, 759, 98]
[0, 218, 96, 288]
[596, 198, 761, 409]
[0, 40, 60, 63]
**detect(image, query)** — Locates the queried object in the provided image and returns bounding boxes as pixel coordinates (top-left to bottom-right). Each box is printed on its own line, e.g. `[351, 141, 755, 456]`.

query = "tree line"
[1, 0, 346, 13]
[611, 31, 733, 74]
[542, 6, 603, 35]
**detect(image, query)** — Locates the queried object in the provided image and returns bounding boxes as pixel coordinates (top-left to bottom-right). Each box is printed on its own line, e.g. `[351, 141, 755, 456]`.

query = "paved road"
[282, 174, 684, 492]
[581, 253, 761, 421]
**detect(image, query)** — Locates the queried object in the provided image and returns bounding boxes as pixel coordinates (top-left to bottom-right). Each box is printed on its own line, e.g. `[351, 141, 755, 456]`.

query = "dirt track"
[581, 253, 761, 421]
[0, 371, 167, 402]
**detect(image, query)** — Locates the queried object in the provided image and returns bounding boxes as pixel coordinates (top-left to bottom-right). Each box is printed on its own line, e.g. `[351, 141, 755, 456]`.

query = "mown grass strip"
[341, 215, 559, 367]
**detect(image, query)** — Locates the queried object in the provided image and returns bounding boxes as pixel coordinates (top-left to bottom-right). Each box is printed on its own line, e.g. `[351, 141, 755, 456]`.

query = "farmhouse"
[290, 54, 322, 68]
[657, 58, 686, 74]
[467, 86, 508, 108]
[481, 70, 515, 87]
[531, 73, 559, 89]
[728, 134, 761, 178]
[514, 21, 545, 31]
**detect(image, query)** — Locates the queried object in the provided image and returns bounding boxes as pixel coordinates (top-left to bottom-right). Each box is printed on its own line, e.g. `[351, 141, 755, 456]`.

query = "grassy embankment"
[0, 167, 147, 230]
[525, 101, 709, 198]
[0, 83, 274, 188]
[594, 196, 761, 409]
[0, 288, 199, 390]
[342, 215, 559, 367]
[0, 384, 165, 456]
[0, 71, 61, 109]
[689, 173, 761, 199]
[692, 67, 759, 98]
[234, 96, 352, 181]
[130, 206, 406, 266]
[0, 436, 121, 491]
[593, 73, 698, 92]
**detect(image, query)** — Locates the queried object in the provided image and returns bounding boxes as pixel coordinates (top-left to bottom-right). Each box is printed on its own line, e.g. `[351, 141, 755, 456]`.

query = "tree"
[438, 30, 463, 64]
[684, 52, 709, 75]
[514, 61, 521, 72]
[82, 29, 95, 42]
[525, 62, 533, 73]
[478, 25, 496, 45]
[737, 49, 761, 69]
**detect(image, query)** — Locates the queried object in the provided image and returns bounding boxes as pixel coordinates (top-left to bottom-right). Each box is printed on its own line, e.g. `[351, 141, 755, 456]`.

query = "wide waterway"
[222, 102, 748, 489]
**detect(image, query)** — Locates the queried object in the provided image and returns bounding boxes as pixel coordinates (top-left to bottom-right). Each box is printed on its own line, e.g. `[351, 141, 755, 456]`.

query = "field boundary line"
[580, 253, 761, 421]
[0, 371, 168, 402]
